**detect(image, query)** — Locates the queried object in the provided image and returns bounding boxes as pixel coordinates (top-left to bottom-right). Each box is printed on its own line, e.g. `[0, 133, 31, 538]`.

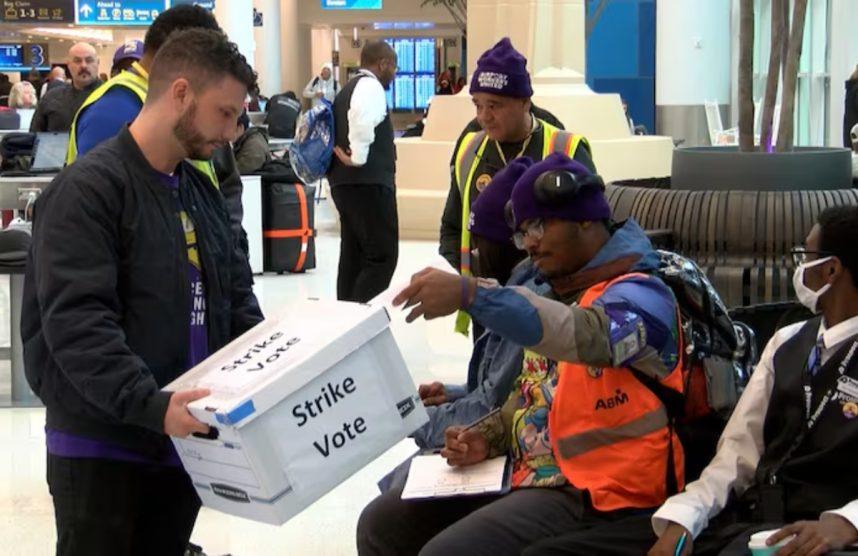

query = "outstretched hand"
[392, 268, 468, 323]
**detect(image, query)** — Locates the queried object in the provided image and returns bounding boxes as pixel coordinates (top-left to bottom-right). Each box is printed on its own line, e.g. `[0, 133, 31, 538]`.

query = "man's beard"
[173, 102, 216, 160]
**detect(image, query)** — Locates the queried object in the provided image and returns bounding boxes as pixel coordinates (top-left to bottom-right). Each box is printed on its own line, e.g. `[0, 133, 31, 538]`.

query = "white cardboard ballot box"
[164, 299, 427, 525]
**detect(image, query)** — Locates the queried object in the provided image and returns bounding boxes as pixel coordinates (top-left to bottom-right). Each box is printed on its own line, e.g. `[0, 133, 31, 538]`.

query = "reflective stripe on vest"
[65, 62, 219, 190]
[548, 273, 685, 512]
[452, 120, 585, 335]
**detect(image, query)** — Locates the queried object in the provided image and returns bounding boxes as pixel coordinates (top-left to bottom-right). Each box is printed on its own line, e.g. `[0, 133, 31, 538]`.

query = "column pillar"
[252, 0, 282, 97]
[656, 0, 732, 146]
[466, 0, 585, 78]
[214, 1, 255, 73]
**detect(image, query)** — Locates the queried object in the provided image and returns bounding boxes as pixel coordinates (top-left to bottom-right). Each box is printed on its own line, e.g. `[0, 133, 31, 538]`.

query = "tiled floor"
[0, 198, 472, 555]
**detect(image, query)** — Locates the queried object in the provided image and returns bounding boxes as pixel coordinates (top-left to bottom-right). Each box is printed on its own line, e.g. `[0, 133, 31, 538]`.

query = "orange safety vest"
[548, 273, 685, 512]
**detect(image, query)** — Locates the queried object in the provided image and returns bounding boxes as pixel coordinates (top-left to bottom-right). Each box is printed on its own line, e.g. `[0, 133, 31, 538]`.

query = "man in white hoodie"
[303, 63, 338, 106]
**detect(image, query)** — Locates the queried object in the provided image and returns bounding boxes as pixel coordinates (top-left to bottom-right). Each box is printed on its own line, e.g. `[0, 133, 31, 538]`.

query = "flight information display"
[415, 74, 434, 109]
[393, 75, 414, 111]
[0, 44, 24, 68]
[414, 39, 434, 73]
[385, 37, 436, 111]
[392, 39, 414, 73]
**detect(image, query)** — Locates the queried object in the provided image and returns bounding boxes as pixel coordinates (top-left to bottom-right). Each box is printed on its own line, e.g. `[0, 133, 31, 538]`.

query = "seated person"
[360, 154, 684, 555]
[518, 206, 858, 556]
[648, 205, 858, 556]
[8, 81, 37, 109]
[412, 157, 538, 450]
[232, 110, 271, 174]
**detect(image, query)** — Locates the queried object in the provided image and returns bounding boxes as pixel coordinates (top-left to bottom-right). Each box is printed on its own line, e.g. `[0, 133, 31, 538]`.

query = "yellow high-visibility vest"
[452, 120, 588, 334]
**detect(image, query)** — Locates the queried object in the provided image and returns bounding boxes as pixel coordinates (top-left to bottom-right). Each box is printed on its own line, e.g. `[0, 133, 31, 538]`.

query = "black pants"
[47, 454, 201, 556]
[525, 515, 858, 556]
[356, 482, 647, 556]
[331, 183, 398, 303]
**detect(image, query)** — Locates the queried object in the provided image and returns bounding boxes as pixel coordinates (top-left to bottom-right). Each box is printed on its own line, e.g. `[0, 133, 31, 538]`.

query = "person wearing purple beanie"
[439, 37, 596, 336]
[468, 156, 532, 285]
[410, 156, 540, 450]
[366, 153, 684, 555]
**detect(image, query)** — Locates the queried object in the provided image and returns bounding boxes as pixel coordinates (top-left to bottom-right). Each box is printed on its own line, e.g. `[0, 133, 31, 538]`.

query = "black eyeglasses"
[791, 247, 833, 267]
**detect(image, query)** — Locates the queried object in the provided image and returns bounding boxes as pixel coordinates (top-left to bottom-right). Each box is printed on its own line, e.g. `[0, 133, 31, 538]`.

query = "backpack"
[288, 99, 334, 185]
[642, 250, 757, 481]
[311, 76, 338, 93]
[265, 94, 301, 139]
[0, 106, 21, 130]
[0, 132, 35, 171]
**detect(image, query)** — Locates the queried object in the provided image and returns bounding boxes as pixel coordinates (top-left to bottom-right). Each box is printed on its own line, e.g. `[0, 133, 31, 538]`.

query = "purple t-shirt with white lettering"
[47, 166, 210, 465]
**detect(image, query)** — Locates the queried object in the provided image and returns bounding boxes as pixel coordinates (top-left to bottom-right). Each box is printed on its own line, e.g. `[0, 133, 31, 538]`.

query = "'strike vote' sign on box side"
[164, 299, 427, 525]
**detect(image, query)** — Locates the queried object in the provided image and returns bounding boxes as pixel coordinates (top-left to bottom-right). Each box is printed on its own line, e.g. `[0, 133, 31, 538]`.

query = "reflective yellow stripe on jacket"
[452, 120, 586, 335]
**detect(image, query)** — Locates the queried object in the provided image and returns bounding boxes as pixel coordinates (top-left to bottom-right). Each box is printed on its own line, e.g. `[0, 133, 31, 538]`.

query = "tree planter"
[671, 146, 853, 191]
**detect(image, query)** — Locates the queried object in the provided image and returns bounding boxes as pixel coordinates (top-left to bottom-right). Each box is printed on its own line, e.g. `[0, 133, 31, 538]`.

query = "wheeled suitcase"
[262, 180, 316, 273]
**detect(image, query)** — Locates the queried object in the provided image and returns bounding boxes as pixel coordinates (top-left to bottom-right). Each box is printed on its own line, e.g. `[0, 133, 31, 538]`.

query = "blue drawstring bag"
[288, 99, 334, 184]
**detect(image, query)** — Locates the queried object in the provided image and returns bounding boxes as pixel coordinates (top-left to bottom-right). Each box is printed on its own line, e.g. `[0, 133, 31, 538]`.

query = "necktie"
[807, 338, 825, 377]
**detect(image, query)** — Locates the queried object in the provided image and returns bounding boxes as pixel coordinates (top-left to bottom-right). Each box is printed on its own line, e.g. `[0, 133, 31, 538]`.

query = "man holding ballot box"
[21, 29, 262, 556]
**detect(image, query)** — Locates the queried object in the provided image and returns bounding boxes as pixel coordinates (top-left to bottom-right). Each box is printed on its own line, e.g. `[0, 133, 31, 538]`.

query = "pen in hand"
[673, 531, 688, 556]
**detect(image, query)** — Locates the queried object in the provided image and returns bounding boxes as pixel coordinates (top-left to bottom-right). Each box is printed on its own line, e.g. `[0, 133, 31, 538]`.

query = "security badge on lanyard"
[804, 340, 858, 424]
[760, 339, 858, 522]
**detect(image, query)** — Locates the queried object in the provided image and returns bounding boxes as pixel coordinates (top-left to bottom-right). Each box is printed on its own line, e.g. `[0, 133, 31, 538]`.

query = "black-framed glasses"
[791, 247, 833, 267]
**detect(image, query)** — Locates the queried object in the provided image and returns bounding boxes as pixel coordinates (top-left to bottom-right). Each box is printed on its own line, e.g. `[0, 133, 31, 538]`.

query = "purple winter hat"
[469, 157, 534, 243]
[113, 40, 143, 66]
[510, 152, 610, 229]
[469, 37, 533, 98]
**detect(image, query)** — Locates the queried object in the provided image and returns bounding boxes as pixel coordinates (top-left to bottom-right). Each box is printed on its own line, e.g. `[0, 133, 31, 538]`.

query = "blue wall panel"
[586, 0, 656, 133]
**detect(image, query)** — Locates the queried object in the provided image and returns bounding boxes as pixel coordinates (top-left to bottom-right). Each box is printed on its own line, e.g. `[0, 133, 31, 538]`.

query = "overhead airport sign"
[321, 0, 382, 10]
[1, 0, 74, 23]
[74, 0, 168, 25]
[0, 43, 51, 71]
[171, 0, 214, 10]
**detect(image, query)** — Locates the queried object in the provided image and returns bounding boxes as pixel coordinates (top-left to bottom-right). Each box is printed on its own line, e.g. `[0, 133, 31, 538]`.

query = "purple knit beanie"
[469, 38, 533, 98]
[469, 157, 534, 243]
[510, 152, 611, 229]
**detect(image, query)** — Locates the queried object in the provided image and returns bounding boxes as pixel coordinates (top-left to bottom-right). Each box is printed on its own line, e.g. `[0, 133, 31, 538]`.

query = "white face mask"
[792, 256, 833, 314]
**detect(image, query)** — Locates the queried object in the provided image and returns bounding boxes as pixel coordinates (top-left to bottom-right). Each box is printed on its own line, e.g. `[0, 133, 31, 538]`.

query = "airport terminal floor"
[0, 200, 473, 555]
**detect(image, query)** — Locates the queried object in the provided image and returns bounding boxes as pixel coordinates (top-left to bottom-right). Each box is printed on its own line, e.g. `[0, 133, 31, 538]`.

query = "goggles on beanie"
[504, 169, 606, 230]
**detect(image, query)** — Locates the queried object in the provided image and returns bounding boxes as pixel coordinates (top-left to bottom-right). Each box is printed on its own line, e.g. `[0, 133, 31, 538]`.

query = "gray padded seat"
[606, 185, 858, 308]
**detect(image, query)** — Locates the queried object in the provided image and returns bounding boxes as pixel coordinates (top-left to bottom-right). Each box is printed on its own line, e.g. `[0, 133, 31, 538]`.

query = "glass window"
[749, 0, 829, 146]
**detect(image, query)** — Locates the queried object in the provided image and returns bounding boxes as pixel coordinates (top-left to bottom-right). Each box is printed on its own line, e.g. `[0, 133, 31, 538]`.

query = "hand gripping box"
[164, 299, 427, 525]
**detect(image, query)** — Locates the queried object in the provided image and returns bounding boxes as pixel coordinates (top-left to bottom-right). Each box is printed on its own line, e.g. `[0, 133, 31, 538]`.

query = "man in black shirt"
[30, 43, 102, 133]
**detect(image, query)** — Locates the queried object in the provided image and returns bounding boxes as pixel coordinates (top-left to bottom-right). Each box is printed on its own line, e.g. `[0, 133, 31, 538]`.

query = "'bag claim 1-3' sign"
[2, 0, 74, 23]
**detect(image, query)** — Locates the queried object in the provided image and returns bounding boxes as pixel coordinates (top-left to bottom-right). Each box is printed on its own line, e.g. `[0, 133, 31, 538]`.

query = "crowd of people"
[4, 4, 858, 555]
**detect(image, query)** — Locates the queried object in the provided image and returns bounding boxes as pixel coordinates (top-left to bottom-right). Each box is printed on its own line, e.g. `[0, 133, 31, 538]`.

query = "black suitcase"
[262, 180, 316, 273]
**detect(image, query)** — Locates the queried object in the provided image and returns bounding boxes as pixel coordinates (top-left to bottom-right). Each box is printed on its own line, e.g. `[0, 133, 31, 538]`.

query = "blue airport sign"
[321, 0, 382, 10]
[74, 0, 169, 26]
